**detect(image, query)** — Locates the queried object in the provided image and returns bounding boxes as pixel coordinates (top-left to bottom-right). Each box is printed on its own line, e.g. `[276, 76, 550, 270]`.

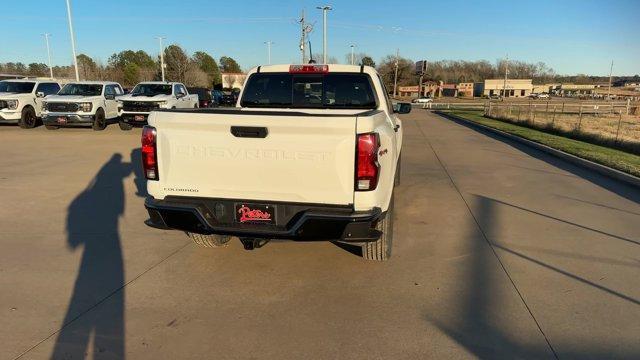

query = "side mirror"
[105, 94, 115, 100]
[36, 91, 45, 98]
[176, 92, 185, 98]
[394, 102, 412, 114]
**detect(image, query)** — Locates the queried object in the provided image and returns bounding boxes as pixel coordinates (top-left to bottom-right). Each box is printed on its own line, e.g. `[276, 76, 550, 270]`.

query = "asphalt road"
[1, 111, 639, 359]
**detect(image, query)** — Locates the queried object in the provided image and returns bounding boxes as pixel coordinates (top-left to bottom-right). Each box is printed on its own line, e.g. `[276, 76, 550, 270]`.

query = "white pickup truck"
[0, 79, 61, 128]
[42, 81, 124, 130]
[117, 81, 198, 130]
[143, 64, 411, 261]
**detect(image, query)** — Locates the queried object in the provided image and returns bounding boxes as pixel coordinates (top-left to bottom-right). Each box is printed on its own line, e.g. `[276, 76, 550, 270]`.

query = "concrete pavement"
[0, 111, 638, 359]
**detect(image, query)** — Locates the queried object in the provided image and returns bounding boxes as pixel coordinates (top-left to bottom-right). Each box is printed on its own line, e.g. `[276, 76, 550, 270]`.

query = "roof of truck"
[64, 81, 120, 85]
[1, 78, 58, 83]
[249, 64, 377, 74]
[137, 81, 182, 85]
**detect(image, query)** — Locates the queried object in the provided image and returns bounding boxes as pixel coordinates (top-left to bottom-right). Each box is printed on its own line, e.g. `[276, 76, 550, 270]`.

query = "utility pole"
[502, 54, 509, 98]
[156, 36, 166, 82]
[298, 10, 313, 64]
[316, 5, 332, 63]
[65, 0, 79, 81]
[607, 60, 614, 100]
[264, 41, 274, 65]
[42, 33, 53, 78]
[350, 44, 356, 65]
[393, 48, 399, 97]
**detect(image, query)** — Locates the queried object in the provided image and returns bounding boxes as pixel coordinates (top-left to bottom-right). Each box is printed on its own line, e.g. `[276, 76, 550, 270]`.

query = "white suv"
[0, 79, 61, 128]
[42, 81, 124, 130]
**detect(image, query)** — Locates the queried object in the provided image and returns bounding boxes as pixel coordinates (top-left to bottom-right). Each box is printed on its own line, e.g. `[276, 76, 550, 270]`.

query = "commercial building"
[556, 84, 595, 96]
[457, 82, 474, 97]
[482, 79, 533, 98]
[398, 81, 443, 98]
[441, 84, 458, 97]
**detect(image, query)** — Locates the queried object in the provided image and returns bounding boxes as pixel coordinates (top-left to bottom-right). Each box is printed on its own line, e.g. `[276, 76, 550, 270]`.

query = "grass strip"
[444, 110, 640, 178]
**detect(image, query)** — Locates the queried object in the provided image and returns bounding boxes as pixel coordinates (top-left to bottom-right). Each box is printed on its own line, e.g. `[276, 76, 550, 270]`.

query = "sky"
[1, 0, 638, 76]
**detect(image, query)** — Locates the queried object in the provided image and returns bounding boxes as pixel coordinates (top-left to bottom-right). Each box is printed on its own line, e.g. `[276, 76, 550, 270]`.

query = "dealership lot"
[1, 111, 639, 359]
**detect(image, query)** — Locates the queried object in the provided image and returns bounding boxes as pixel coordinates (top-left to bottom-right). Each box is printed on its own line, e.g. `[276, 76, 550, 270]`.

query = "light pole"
[65, 0, 79, 81]
[316, 5, 332, 64]
[607, 60, 614, 100]
[156, 36, 166, 82]
[502, 54, 509, 98]
[42, 33, 53, 78]
[350, 44, 356, 65]
[264, 41, 274, 65]
[393, 48, 399, 97]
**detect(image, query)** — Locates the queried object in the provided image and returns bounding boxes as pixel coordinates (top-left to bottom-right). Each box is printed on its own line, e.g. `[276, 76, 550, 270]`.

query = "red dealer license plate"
[134, 115, 145, 121]
[234, 203, 276, 224]
[57, 117, 67, 124]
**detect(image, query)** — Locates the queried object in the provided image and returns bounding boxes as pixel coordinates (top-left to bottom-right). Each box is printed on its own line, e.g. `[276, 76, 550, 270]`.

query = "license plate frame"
[57, 116, 67, 124]
[134, 115, 145, 121]
[234, 203, 276, 224]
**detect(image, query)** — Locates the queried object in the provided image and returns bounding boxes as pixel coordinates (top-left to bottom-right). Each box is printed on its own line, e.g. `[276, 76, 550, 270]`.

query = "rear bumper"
[43, 113, 94, 126]
[145, 196, 382, 242]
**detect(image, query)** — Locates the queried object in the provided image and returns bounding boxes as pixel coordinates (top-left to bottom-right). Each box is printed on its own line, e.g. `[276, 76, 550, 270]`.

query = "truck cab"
[0, 79, 61, 128]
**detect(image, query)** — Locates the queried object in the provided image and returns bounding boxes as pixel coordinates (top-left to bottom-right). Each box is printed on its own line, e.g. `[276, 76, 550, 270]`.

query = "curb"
[434, 111, 640, 189]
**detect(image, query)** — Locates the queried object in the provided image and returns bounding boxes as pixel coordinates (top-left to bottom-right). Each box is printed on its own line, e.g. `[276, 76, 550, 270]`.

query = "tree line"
[0, 44, 241, 88]
[2, 48, 637, 90]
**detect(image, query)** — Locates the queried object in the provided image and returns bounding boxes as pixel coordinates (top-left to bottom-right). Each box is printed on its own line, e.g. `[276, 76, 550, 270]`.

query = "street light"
[42, 33, 53, 78]
[264, 41, 274, 65]
[156, 36, 166, 82]
[316, 5, 332, 64]
[350, 44, 356, 65]
[65, 0, 79, 81]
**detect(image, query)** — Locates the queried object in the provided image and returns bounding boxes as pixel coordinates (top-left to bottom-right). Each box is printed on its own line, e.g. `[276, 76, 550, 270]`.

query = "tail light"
[356, 133, 379, 191]
[289, 65, 329, 74]
[141, 126, 158, 180]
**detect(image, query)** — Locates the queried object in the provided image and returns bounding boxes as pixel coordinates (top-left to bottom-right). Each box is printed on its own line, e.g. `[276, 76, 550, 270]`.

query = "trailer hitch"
[240, 238, 269, 251]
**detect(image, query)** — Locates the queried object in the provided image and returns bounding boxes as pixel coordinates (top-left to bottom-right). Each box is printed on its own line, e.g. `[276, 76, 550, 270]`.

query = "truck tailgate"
[148, 111, 357, 205]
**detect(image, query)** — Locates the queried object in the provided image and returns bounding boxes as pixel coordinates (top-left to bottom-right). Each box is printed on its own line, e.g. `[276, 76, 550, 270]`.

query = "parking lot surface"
[1, 111, 639, 359]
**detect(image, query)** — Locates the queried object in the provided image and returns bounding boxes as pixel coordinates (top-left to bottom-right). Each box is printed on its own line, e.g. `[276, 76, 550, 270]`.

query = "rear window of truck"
[241, 73, 377, 109]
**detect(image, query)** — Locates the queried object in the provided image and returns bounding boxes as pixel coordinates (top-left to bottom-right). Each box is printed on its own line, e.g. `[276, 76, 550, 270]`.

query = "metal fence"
[482, 102, 640, 147]
[421, 100, 636, 115]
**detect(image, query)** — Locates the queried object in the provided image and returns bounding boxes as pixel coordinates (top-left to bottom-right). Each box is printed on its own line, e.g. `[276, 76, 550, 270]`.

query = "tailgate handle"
[231, 126, 268, 138]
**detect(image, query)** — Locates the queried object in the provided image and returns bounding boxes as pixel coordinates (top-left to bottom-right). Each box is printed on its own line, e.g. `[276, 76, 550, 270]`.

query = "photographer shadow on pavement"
[50, 151, 141, 359]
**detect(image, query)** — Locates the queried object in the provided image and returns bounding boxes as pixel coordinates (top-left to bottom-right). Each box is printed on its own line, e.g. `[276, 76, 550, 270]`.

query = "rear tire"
[118, 121, 133, 131]
[19, 106, 37, 129]
[361, 194, 394, 261]
[92, 108, 106, 131]
[45, 125, 59, 130]
[187, 232, 231, 248]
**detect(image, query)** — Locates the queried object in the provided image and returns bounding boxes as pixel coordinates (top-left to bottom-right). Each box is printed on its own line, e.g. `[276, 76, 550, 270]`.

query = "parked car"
[0, 79, 60, 128]
[537, 93, 550, 99]
[117, 82, 198, 130]
[188, 87, 216, 108]
[488, 94, 503, 101]
[412, 96, 433, 104]
[143, 64, 411, 261]
[528, 93, 539, 99]
[42, 81, 124, 130]
[219, 90, 238, 106]
[211, 89, 224, 106]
